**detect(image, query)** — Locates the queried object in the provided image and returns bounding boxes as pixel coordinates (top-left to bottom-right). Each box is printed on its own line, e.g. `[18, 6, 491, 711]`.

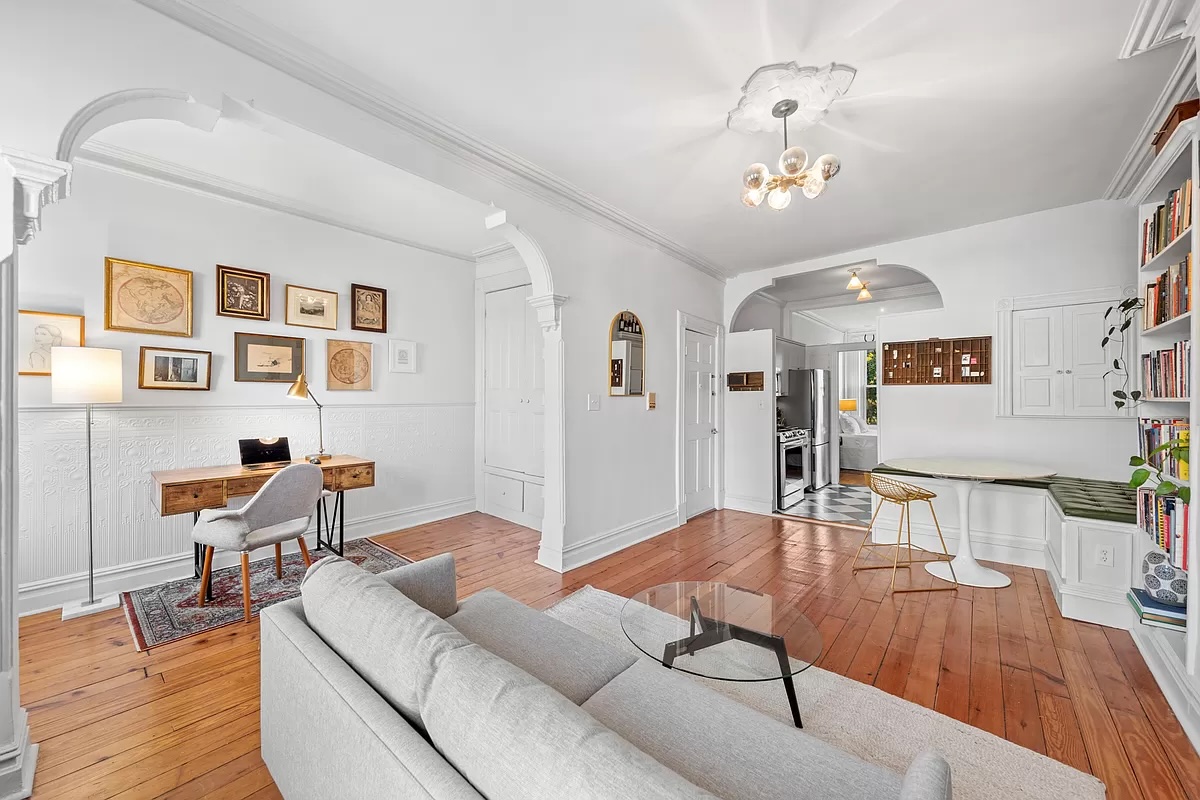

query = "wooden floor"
[19, 510, 1200, 799]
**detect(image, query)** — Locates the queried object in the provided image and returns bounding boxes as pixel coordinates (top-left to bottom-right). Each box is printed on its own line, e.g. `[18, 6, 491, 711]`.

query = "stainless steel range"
[777, 427, 811, 510]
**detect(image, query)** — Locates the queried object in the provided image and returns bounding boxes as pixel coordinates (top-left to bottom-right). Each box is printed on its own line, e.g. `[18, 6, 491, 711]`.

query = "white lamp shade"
[50, 347, 123, 404]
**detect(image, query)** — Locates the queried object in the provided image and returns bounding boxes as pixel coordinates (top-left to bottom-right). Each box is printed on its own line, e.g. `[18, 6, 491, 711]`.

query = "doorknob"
[1055, 370, 1063, 374]
[711, 428, 719, 435]
[1065, 370, 1073, 374]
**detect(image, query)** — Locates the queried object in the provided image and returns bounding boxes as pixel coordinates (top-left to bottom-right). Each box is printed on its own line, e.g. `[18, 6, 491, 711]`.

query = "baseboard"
[723, 494, 774, 516]
[18, 496, 475, 615]
[559, 509, 679, 573]
[869, 520, 1046, 570]
[481, 503, 542, 531]
[1130, 623, 1200, 754]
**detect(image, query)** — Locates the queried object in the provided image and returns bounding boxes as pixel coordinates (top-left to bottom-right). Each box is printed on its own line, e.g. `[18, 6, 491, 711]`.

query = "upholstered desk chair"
[192, 463, 323, 622]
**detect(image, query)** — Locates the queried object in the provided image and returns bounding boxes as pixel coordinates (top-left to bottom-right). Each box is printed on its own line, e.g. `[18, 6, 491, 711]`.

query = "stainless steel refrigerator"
[781, 369, 832, 489]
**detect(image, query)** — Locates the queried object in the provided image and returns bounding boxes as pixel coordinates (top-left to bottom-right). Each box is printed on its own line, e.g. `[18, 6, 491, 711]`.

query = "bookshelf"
[1127, 115, 1200, 744]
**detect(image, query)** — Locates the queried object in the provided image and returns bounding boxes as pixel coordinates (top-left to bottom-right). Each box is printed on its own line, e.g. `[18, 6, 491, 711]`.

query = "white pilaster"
[529, 293, 568, 572]
[0, 148, 71, 800]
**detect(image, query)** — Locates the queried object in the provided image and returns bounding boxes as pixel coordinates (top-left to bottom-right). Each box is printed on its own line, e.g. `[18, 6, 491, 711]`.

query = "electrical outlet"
[1096, 545, 1114, 567]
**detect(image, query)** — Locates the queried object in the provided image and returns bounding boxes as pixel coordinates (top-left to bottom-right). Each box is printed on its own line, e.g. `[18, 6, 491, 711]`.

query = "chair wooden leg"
[275, 543, 283, 579]
[240, 553, 252, 623]
[197, 546, 214, 607]
[297, 536, 313, 568]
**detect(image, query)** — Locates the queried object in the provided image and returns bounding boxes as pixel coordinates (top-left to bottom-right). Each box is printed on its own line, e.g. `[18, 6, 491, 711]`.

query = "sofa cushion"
[446, 588, 637, 704]
[582, 659, 905, 800]
[376, 553, 458, 618]
[1047, 478, 1137, 524]
[422, 640, 716, 800]
[900, 751, 953, 800]
[300, 556, 472, 728]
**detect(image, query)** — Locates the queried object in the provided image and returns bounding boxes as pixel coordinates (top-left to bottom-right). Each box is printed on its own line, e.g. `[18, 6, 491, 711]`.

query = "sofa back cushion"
[422, 641, 716, 800]
[301, 556, 472, 728]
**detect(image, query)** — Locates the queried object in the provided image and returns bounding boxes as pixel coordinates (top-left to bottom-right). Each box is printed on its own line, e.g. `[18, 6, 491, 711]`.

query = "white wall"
[3, 1, 726, 576]
[16, 164, 476, 610]
[728, 200, 1137, 481]
[787, 312, 844, 344]
[724, 330, 775, 514]
[731, 294, 783, 334]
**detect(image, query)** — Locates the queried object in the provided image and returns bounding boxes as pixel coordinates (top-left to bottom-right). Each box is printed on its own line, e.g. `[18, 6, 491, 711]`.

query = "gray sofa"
[260, 554, 953, 800]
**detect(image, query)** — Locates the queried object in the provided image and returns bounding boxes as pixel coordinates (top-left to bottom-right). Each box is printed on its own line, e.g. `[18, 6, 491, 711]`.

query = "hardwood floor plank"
[1037, 691, 1091, 773]
[1058, 648, 1145, 800]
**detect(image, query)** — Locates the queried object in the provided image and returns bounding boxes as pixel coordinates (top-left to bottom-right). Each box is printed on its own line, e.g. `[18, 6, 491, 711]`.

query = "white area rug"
[544, 586, 1105, 800]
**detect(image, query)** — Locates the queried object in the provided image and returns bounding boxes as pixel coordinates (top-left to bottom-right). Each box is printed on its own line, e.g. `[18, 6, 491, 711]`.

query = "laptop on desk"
[239, 437, 293, 471]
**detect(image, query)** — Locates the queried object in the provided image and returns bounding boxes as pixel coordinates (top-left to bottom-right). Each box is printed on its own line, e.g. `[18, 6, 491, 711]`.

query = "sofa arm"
[900, 751, 952, 800]
[378, 553, 458, 618]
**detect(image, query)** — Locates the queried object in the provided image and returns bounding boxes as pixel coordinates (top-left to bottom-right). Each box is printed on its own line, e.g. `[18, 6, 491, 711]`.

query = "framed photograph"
[138, 346, 212, 390]
[285, 284, 338, 330]
[18, 310, 84, 376]
[216, 265, 270, 321]
[350, 283, 387, 333]
[105, 257, 193, 337]
[234, 332, 305, 382]
[327, 339, 372, 391]
[388, 339, 417, 373]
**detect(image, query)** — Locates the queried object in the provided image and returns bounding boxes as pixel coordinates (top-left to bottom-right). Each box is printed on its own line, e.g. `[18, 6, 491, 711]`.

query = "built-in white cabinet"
[1011, 300, 1122, 417]
[774, 337, 806, 396]
[481, 282, 544, 528]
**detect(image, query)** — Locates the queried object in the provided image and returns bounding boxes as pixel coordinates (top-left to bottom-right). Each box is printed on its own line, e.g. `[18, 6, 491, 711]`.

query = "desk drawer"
[335, 465, 374, 491]
[162, 482, 226, 515]
[227, 475, 270, 498]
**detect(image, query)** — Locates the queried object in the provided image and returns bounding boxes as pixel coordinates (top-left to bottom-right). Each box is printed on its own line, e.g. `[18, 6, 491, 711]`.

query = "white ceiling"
[765, 261, 931, 304]
[82, 114, 499, 259]
[798, 293, 943, 333]
[180, 0, 1181, 276]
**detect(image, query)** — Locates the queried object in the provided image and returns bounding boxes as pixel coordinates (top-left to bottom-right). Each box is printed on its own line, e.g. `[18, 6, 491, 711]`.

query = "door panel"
[1063, 302, 1119, 417]
[684, 328, 717, 518]
[484, 285, 530, 472]
[523, 295, 545, 477]
[1013, 308, 1063, 416]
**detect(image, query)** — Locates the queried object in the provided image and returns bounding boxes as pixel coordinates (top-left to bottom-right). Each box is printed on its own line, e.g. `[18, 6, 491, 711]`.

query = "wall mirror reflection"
[609, 311, 645, 396]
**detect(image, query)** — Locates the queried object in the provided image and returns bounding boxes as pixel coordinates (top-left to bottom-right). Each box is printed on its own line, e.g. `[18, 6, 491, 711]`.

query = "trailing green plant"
[1129, 439, 1191, 504]
[1102, 297, 1143, 410]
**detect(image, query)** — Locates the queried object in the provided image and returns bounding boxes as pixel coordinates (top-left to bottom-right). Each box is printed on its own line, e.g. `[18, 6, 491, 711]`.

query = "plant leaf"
[1180, 487, 1191, 504]
[1130, 456, 1146, 466]
[1131, 390, 1142, 400]
[1113, 359, 1120, 370]
[1101, 337, 1110, 347]
[1156, 481, 1177, 497]
[1115, 400, 1125, 409]
[1130, 468, 1151, 487]
[1113, 390, 1128, 399]
[1120, 319, 1132, 332]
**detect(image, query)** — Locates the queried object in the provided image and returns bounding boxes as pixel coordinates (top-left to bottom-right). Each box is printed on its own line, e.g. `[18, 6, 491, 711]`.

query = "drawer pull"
[192, 492, 200, 499]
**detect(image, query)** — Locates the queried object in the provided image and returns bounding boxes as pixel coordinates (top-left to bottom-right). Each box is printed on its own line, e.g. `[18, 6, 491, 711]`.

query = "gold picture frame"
[285, 284, 338, 330]
[137, 346, 212, 390]
[216, 264, 270, 321]
[104, 257, 193, 337]
[17, 310, 84, 376]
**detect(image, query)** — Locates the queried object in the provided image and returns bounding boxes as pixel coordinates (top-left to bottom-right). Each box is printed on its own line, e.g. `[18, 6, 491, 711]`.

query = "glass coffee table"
[620, 581, 822, 728]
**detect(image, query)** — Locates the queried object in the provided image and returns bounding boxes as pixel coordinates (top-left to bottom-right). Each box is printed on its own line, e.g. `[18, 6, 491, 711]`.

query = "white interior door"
[1013, 307, 1063, 416]
[522, 295, 545, 477]
[1063, 301, 1119, 417]
[684, 328, 717, 518]
[484, 284, 530, 472]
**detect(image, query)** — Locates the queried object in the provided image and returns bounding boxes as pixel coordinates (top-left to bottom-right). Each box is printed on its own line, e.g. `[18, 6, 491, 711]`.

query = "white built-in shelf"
[1141, 397, 1192, 403]
[1143, 311, 1193, 335]
[1141, 228, 1193, 274]
[1132, 118, 1196, 204]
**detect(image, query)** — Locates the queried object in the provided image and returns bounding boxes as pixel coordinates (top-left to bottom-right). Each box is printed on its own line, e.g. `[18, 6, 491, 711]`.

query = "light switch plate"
[587, 394, 600, 411]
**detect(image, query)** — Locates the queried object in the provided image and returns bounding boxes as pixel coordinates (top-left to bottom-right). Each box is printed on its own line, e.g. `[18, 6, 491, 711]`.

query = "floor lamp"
[51, 346, 124, 620]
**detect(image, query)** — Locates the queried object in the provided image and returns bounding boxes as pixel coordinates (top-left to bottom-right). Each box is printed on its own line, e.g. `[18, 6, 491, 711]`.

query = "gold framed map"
[105, 258, 193, 337]
[326, 339, 372, 391]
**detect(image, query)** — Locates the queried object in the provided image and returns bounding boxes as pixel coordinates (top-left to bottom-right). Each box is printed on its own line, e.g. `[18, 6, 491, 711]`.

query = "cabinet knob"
[1065, 370, 1073, 374]
[1055, 370, 1063, 374]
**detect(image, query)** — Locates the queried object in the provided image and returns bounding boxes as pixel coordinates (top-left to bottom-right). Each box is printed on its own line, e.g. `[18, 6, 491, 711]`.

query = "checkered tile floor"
[781, 484, 873, 527]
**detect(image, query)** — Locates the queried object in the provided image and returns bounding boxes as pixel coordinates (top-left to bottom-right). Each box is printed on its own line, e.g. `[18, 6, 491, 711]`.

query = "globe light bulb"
[742, 163, 770, 191]
[846, 271, 863, 291]
[857, 283, 872, 302]
[802, 176, 827, 199]
[741, 187, 764, 208]
[778, 146, 809, 176]
[767, 187, 791, 210]
[813, 153, 841, 181]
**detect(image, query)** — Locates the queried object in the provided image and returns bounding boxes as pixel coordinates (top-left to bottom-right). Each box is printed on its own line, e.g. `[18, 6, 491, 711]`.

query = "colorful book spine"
[1141, 340, 1192, 398]
[1138, 487, 1190, 571]
[1141, 177, 1194, 266]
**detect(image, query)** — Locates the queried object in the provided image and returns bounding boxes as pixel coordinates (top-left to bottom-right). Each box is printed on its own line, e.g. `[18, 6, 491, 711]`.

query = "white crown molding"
[1105, 40, 1197, 199]
[788, 307, 849, 335]
[471, 242, 517, 263]
[751, 290, 786, 308]
[76, 141, 475, 262]
[133, 0, 728, 282]
[1, 149, 72, 245]
[1121, 0, 1196, 58]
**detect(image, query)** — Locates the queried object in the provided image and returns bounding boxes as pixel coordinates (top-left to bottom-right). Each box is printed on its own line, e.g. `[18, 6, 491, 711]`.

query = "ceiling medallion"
[730, 62, 855, 211]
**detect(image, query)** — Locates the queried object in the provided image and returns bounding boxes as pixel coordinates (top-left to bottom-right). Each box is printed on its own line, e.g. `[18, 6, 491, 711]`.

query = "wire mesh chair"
[853, 473, 959, 594]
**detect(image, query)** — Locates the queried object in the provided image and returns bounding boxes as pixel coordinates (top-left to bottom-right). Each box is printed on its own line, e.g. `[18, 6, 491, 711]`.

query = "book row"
[1143, 252, 1192, 329]
[1142, 177, 1193, 266]
[1142, 340, 1191, 399]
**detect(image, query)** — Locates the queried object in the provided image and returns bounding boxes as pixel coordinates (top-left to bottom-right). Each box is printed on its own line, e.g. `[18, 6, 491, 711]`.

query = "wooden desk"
[151, 455, 375, 595]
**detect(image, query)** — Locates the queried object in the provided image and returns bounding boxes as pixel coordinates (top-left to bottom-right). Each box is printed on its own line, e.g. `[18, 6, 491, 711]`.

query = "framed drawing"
[104, 257, 193, 337]
[138, 346, 212, 390]
[18, 310, 84, 376]
[216, 265, 270, 320]
[388, 339, 416, 373]
[327, 339, 372, 391]
[350, 283, 387, 333]
[234, 332, 305, 382]
[285, 284, 338, 330]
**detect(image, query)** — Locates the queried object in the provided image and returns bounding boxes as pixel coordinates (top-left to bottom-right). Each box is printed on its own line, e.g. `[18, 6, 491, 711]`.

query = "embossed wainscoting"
[16, 403, 475, 612]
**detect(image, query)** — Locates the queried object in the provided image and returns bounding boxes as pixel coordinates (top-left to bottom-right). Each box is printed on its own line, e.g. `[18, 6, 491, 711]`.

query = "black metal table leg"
[315, 499, 324, 551]
[338, 491, 345, 556]
[315, 492, 345, 556]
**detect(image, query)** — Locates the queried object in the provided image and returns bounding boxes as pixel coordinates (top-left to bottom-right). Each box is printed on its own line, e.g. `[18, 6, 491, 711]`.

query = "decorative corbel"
[2, 149, 72, 245]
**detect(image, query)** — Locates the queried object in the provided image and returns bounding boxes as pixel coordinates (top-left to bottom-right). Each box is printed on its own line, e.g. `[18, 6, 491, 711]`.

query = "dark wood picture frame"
[137, 345, 213, 390]
[216, 265, 270, 321]
[350, 283, 387, 333]
[234, 332, 305, 383]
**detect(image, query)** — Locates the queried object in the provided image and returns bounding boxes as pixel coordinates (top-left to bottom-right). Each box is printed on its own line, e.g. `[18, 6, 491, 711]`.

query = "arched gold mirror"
[609, 311, 645, 396]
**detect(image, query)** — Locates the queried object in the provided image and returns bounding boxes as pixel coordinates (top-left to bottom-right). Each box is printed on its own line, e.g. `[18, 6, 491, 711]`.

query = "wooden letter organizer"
[881, 336, 992, 385]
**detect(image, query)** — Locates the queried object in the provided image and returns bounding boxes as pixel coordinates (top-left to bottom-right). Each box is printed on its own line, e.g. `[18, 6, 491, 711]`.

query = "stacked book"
[1138, 487, 1190, 570]
[1142, 339, 1192, 398]
[1142, 177, 1193, 266]
[1143, 253, 1192, 329]
[1127, 587, 1187, 631]
[1139, 418, 1191, 482]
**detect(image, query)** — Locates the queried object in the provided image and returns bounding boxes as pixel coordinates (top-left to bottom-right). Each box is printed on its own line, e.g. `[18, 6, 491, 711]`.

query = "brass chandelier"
[740, 99, 841, 210]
